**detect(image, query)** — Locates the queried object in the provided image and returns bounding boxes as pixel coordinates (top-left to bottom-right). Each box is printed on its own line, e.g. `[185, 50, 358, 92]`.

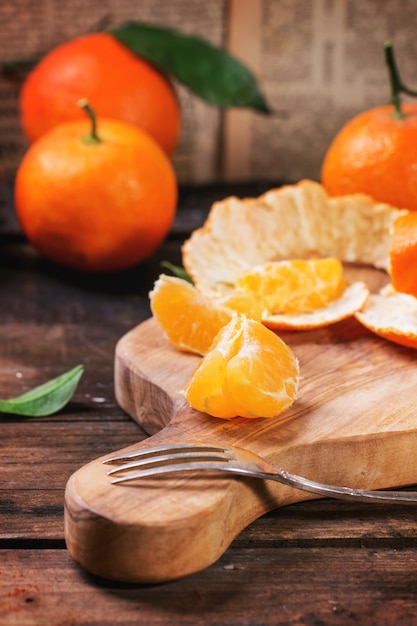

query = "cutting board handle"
[64, 424, 308, 583]
[64, 312, 417, 583]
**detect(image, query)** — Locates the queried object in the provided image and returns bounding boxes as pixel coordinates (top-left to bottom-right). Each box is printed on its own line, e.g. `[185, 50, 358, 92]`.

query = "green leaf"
[1, 58, 39, 74]
[160, 261, 194, 283]
[109, 22, 271, 113]
[0, 365, 84, 417]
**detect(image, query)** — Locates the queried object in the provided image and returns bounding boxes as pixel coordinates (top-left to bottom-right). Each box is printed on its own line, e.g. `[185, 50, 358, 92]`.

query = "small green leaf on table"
[109, 22, 271, 113]
[0, 364, 84, 417]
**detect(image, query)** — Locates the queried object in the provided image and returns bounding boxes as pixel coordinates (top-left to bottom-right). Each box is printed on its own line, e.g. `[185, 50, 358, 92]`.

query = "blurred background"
[1, 0, 417, 186]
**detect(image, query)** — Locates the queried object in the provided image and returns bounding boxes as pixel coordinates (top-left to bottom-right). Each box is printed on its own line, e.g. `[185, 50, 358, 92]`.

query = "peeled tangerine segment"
[235, 258, 370, 330]
[355, 284, 417, 350]
[149, 274, 261, 356]
[263, 282, 370, 331]
[237, 258, 369, 330]
[185, 316, 300, 419]
[237, 258, 346, 314]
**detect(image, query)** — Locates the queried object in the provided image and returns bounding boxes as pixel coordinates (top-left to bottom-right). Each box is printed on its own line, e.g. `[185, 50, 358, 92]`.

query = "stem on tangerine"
[385, 42, 405, 118]
[384, 41, 417, 119]
[78, 99, 101, 143]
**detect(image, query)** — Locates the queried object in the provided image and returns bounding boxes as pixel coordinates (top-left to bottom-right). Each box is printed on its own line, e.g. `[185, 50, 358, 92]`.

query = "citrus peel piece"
[182, 179, 406, 299]
[264, 281, 370, 331]
[355, 284, 417, 350]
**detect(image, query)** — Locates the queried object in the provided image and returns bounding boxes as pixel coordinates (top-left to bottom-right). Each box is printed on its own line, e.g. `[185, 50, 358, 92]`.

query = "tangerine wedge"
[236, 258, 369, 330]
[149, 274, 261, 356]
[236, 258, 346, 314]
[185, 316, 299, 420]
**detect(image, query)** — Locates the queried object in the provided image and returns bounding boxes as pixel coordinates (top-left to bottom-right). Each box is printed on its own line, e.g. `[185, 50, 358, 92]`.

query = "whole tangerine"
[321, 43, 417, 212]
[321, 103, 417, 211]
[19, 32, 181, 155]
[14, 102, 178, 272]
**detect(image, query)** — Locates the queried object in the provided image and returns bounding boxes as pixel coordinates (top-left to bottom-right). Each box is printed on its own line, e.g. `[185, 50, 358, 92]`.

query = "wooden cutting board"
[64, 266, 417, 584]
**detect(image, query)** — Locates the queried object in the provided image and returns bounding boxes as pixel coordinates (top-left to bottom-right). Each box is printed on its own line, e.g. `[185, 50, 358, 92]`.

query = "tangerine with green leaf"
[14, 102, 177, 272]
[19, 32, 181, 155]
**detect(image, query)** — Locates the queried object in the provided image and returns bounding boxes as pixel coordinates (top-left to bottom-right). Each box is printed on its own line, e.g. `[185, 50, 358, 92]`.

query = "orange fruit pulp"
[149, 274, 262, 355]
[19, 32, 180, 155]
[321, 44, 417, 211]
[389, 211, 417, 296]
[236, 258, 346, 314]
[14, 103, 177, 272]
[185, 315, 299, 419]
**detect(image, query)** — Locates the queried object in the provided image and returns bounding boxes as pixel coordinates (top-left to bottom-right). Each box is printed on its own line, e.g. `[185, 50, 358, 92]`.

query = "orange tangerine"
[389, 211, 417, 297]
[19, 32, 181, 155]
[321, 104, 417, 212]
[185, 316, 299, 419]
[320, 39, 417, 211]
[14, 111, 177, 272]
[149, 274, 261, 356]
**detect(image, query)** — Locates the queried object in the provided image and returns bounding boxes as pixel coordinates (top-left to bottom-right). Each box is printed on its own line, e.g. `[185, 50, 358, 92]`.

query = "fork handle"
[272, 469, 417, 504]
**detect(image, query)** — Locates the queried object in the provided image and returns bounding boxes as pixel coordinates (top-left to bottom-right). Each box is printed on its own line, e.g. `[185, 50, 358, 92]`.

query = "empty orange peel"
[182, 180, 404, 299]
[181, 180, 405, 330]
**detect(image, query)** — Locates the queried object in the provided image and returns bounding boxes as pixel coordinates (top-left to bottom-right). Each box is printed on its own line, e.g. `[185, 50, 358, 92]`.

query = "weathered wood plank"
[242, 501, 417, 543]
[2, 546, 417, 625]
[3, 487, 417, 544]
[2, 421, 147, 462]
[2, 184, 417, 621]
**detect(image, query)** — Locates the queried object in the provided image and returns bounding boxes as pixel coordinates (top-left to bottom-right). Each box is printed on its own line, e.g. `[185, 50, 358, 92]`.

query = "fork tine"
[104, 442, 240, 485]
[106, 450, 232, 477]
[103, 442, 229, 465]
[109, 460, 253, 484]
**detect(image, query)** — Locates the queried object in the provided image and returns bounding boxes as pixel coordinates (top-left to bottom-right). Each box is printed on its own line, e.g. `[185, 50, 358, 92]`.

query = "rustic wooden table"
[2, 180, 417, 625]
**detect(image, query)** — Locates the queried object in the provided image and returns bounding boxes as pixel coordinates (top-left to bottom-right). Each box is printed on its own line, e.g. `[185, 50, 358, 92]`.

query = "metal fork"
[102, 442, 417, 505]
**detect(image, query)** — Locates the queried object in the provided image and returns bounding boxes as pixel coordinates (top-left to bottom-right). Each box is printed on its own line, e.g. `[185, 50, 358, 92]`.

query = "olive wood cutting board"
[64, 266, 417, 584]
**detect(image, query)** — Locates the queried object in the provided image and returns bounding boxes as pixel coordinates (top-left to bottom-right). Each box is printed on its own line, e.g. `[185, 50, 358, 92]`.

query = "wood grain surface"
[64, 265, 417, 584]
[3, 198, 417, 625]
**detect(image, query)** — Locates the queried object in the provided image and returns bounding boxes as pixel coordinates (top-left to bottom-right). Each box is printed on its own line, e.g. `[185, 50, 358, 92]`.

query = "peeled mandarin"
[185, 316, 299, 419]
